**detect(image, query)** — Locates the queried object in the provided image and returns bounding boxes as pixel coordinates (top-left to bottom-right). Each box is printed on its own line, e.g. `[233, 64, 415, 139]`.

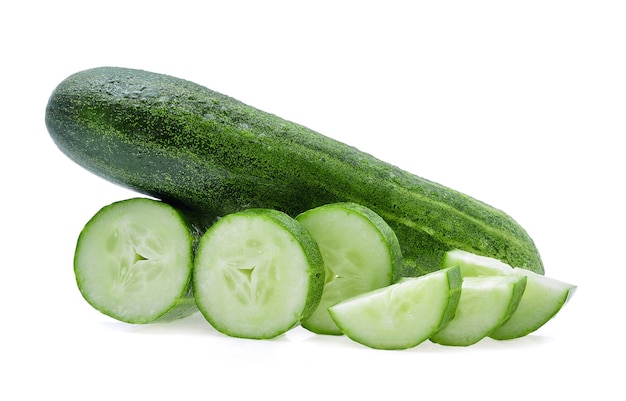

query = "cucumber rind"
[74, 197, 196, 324]
[192, 208, 325, 339]
[296, 202, 401, 335]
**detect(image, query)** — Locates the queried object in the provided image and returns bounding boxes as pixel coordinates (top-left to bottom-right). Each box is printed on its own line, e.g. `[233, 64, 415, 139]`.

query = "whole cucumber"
[45, 67, 543, 278]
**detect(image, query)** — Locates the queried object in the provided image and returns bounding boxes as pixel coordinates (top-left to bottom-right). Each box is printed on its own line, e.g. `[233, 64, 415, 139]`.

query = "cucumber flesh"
[328, 266, 462, 350]
[74, 198, 196, 324]
[193, 209, 325, 339]
[295, 202, 400, 335]
[430, 275, 527, 346]
[442, 248, 514, 276]
[489, 268, 577, 340]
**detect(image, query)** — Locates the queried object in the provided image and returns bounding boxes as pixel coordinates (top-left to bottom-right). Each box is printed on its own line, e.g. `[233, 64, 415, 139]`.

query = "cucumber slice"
[489, 268, 577, 340]
[193, 209, 325, 339]
[443, 248, 514, 276]
[430, 275, 527, 346]
[74, 198, 196, 324]
[328, 266, 462, 350]
[295, 202, 401, 335]
[443, 249, 578, 340]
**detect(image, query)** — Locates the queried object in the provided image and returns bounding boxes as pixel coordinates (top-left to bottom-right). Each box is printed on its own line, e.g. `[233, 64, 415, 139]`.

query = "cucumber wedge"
[489, 268, 577, 340]
[443, 249, 577, 340]
[328, 266, 462, 350]
[74, 198, 196, 324]
[193, 209, 325, 339]
[430, 275, 527, 346]
[442, 248, 514, 276]
[295, 202, 401, 335]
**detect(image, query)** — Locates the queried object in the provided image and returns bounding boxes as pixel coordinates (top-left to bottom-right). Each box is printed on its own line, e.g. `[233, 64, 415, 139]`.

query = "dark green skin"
[45, 67, 544, 278]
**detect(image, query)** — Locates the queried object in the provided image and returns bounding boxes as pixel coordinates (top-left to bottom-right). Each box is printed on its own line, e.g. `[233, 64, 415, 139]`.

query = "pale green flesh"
[296, 203, 397, 335]
[442, 249, 514, 276]
[430, 275, 527, 346]
[193, 210, 319, 339]
[329, 267, 461, 350]
[489, 268, 577, 340]
[74, 198, 194, 324]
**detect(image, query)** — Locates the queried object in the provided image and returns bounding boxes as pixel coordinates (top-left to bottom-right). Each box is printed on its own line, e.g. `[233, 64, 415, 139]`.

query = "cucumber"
[74, 197, 197, 324]
[489, 268, 577, 340]
[295, 202, 401, 335]
[192, 208, 325, 339]
[442, 248, 577, 339]
[45, 66, 544, 277]
[442, 248, 514, 276]
[429, 275, 527, 346]
[328, 266, 462, 350]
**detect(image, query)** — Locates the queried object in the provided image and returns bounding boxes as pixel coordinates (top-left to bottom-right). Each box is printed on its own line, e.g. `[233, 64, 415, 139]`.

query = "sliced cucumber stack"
[74, 198, 197, 324]
[328, 267, 462, 350]
[430, 275, 527, 346]
[193, 209, 325, 339]
[295, 202, 401, 335]
[71, 196, 576, 348]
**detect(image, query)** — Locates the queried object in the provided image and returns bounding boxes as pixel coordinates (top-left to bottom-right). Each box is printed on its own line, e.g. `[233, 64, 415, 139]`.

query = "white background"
[2, 1, 624, 399]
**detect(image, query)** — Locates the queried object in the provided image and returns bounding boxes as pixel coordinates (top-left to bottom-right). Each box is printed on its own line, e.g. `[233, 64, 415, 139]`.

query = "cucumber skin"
[46, 67, 544, 277]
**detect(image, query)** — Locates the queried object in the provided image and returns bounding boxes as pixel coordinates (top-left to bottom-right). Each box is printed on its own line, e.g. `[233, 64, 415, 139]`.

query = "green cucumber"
[193, 208, 325, 339]
[74, 197, 196, 324]
[429, 275, 527, 346]
[295, 202, 401, 335]
[328, 266, 462, 350]
[45, 66, 544, 277]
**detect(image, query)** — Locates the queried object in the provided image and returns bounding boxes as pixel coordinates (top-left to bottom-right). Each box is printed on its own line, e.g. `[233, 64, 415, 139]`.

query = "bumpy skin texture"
[45, 67, 544, 277]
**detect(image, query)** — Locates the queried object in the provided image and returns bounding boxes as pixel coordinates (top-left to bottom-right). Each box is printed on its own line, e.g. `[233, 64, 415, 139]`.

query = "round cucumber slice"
[296, 202, 401, 335]
[328, 266, 462, 350]
[429, 275, 527, 346]
[193, 209, 325, 339]
[74, 198, 196, 324]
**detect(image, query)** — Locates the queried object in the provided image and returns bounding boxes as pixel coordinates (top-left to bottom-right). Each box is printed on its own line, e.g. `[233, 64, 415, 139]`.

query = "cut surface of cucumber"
[193, 209, 325, 339]
[295, 202, 400, 335]
[430, 275, 527, 346]
[328, 266, 462, 350]
[74, 198, 196, 324]
[489, 268, 577, 340]
[442, 249, 514, 276]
